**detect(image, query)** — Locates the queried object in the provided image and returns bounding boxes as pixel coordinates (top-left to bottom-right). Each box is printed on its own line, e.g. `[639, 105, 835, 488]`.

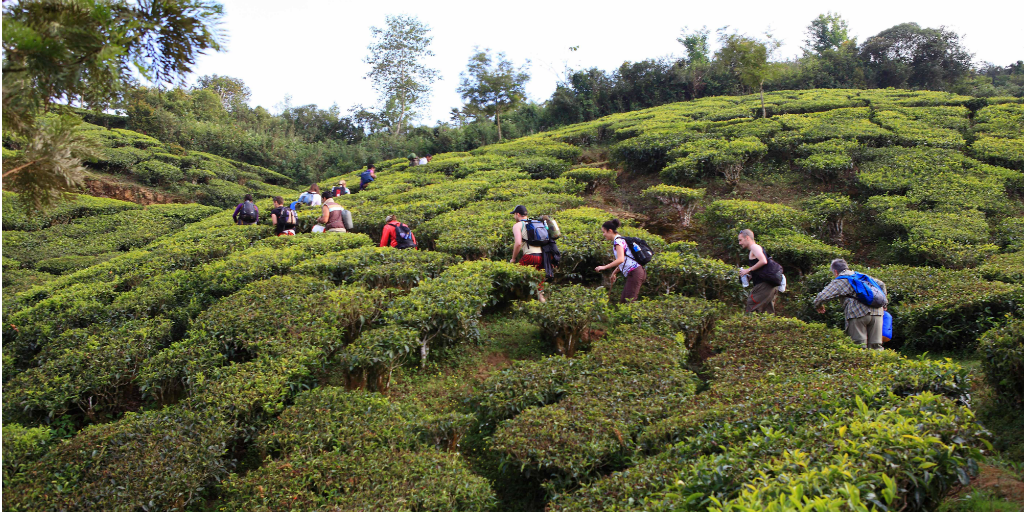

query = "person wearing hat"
[509, 205, 546, 302]
[380, 214, 417, 249]
[408, 153, 418, 167]
[331, 180, 350, 197]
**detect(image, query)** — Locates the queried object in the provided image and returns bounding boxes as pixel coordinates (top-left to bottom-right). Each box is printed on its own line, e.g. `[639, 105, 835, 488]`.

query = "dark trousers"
[622, 266, 646, 302]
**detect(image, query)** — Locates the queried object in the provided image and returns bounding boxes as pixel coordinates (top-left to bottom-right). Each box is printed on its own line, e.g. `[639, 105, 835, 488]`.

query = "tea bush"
[642, 184, 705, 227]
[611, 295, 725, 355]
[219, 449, 496, 511]
[3, 407, 229, 512]
[562, 167, 618, 194]
[336, 326, 419, 391]
[794, 139, 859, 182]
[438, 259, 545, 306]
[703, 199, 807, 240]
[977, 250, 1024, 284]
[1, 191, 142, 231]
[520, 284, 608, 356]
[642, 251, 740, 300]
[759, 230, 851, 275]
[978, 318, 1024, 406]
[294, 246, 462, 289]
[660, 136, 768, 187]
[2, 423, 53, 484]
[873, 109, 966, 149]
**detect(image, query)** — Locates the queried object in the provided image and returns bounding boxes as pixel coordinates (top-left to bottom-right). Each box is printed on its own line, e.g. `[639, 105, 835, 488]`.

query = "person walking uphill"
[233, 194, 259, 225]
[813, 258, 889, 350]
[319, 197, 348, 233]
[359, 165, 376, 191]
[380, 215, 417, 249]
[737, 229, 782, 314]
[270, 196, 297, 236]
[509, 205, 546, 303]
[596, 218, 646, 302]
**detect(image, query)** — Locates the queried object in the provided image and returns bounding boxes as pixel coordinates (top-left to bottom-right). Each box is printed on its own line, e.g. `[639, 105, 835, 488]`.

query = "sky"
[187, 0, 1024, 125]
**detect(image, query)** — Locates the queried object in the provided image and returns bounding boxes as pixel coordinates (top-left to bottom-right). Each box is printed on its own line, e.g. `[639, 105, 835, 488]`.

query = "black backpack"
[395, 223, 417, 249]
[279, 207, 297, 229]
[239, 201, 258, 223]
[617, 236, 654, 266]
[523, 219, 551, 247]
[332, 186, 345, 197]
[752, 257, 784, 287]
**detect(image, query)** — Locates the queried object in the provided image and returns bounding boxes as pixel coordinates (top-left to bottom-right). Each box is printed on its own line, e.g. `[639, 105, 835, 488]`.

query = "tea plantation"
[3, 89, 1024, 511]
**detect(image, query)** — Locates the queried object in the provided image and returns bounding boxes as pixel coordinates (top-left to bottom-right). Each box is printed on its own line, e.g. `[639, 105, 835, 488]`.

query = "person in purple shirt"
[233, 194, 260, 225]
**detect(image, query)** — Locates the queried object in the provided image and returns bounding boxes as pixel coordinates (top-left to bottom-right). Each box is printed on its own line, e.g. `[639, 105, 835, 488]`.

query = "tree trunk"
[759, 81, 766, 118]
[496, 107, 503, 141]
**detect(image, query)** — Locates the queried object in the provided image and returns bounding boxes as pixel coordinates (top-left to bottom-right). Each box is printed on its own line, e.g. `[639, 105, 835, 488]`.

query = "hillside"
[3, 89, 1024, 511]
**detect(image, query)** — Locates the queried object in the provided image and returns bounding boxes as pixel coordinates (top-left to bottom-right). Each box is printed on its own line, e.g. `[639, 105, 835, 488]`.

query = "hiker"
[269, 196, 297, 236]
[418, 154, 429, 166]
[408, 153, 418, 166]
[318, 197, 348, 233]
[509, 205, 546, 302]
[331, 180, 350, 197]
[233, 194, 259, 225]
[737, 229, 782, 314]
[298, 184, 322, 206]
[359, 165, 376, 191]
[595, 218, 646, 302]
[813, 258, 889, 350]
[380, 214, 417, 249]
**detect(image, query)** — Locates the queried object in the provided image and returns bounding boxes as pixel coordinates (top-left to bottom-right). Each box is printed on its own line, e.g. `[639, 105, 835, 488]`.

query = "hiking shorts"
[519, 254, 544, 290]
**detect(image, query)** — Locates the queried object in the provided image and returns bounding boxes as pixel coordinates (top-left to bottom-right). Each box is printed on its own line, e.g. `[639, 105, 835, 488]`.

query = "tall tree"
[364, 14, 439, 138]
[860, 23, 973, 90]
[2, 0, 224, 208]
[194, 74, 251, 112]
[678, 26, 711, 98]
[715, 31, 781, 118]
[803, 12, 850, 55]
[457, 48, 530, 141]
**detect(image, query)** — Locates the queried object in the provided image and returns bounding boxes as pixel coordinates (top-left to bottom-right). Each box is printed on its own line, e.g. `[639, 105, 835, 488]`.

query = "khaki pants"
[847, 314, 883, 350]
[745, 282, 778, 314]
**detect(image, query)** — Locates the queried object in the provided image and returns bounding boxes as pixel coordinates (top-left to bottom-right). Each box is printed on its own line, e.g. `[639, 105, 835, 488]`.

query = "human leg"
[865, 314, 884, 350]
[846, 315, 869, 348]
[744, 282, 778, 314]
[621, 266, 646, 303]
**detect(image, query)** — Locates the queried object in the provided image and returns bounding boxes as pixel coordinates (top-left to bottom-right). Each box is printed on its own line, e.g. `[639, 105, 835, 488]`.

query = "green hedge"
[702, 199, 807, 240]
[759, 230, 851, 275]
[336, 326, 419, 391]
[294, 246, 462, 289]
[4, 407, 229, 512]
[978, 318, 1024, 406]
[219, 449, 495, 511]
[1, 191, 142, 231]
[977, 250, 1024, 283]
[520, 284, 608, 356]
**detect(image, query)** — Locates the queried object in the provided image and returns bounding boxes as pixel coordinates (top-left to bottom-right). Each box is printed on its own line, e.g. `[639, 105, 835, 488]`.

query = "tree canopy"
[363, 14, 439, 138]
[457, 48, 531, 141]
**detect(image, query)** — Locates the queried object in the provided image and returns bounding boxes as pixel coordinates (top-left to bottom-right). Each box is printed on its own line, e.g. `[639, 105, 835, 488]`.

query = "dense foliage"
[3, 88, 1022, 511]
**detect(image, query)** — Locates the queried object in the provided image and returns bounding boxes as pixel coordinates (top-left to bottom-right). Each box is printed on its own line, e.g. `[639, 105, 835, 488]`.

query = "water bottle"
[741, 274, 749, 288]
[777, 274, 787, 293]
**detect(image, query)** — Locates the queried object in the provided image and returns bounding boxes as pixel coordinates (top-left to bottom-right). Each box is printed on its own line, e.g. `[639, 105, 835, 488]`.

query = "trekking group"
[234, 165, 888, 350]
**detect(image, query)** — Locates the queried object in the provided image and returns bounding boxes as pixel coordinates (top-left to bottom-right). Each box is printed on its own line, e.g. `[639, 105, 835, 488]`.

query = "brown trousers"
[745, 282, 778, 314]
[621, 266, 646, 302]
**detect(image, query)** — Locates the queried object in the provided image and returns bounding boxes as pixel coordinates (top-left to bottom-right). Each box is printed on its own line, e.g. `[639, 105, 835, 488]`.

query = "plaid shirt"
[812, 270, 887, 320]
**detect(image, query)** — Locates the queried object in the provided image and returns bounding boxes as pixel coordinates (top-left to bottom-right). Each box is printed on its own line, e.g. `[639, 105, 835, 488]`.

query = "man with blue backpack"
[812, 258, 889, 350]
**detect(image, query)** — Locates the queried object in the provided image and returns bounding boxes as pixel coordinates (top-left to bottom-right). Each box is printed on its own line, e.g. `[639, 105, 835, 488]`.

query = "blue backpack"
[834, 272, 888, 308]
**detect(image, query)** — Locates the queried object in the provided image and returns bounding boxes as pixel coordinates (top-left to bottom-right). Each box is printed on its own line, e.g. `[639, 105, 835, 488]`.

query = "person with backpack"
[270, 196, 297, 236]
[233, 194, 259, 225]
[737, 229, 782, 314]
[331, 180, 350, 197]
[813, 258, 889, 350]
[359, 165, 376, 191]
[318, 197, 349, 233]
[380, 215, 418, 249]
[595, 218, 648, 302]
[298, 185, 322, 206]
[509, 205, 546, 303]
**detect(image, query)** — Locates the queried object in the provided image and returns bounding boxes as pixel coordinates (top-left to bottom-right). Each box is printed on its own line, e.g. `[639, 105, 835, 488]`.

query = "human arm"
[738, 245, 767, 276]
[271, 211, 278, 227]
[596, 240, 626, 272]
[813, 279, 850, 312]
[232, 203, 241, 223]
[510, 223, 523, 263]
[380, 224, 394, 247]
[319, 204, 330, 224]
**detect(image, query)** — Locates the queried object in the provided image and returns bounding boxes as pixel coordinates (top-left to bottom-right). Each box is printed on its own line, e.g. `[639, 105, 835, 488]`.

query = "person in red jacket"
[380, 215, 417, 249]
